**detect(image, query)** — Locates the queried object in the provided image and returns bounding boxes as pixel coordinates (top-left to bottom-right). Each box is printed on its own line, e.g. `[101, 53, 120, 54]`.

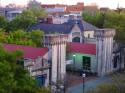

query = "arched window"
[72, 37, 80, 43]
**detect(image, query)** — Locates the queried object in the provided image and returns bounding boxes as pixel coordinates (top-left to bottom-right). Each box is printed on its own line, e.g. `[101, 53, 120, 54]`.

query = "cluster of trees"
[0, 0, 46, 47]
[0, 45, 50, 93]
[0, 1, 50, 93]
[0, 29, 43, 47]
[0, 9, 46, 32]
[87, 72, 125, 93]
[82, 11, 125, 42]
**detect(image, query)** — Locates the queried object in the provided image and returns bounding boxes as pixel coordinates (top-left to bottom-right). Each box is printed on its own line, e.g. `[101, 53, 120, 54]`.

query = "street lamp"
[82, 73, 86, 93]
[73, 55, 76, 73]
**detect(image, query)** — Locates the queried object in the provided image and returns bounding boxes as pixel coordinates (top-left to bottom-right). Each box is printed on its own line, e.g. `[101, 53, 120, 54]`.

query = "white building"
[29, 19, 125, 77]
[29, 20, 84, 43]
[6, 10, 22, 21]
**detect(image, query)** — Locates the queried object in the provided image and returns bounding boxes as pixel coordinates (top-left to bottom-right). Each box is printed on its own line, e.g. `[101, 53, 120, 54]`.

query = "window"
[88, 34, 90, 38]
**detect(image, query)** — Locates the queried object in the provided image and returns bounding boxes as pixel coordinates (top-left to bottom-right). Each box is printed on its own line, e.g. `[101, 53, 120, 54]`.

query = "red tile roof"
[66, 5, 84, 12]
[41, 3, 84, 12]
[41, 4, 67, 8]
[67, 42, 96, 55]
[3, 44, 49, 59]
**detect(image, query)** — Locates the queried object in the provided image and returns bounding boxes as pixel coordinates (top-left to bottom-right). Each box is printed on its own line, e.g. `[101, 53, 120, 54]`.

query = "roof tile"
[4, 44, 48, 59]
[67, 42, 96, 55]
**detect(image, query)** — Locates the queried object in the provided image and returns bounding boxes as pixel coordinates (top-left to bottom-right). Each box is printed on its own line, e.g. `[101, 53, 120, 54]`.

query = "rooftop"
[28, 23, 74, 34]
[67, 42, 96, 55]
[82, 20, 98, 31]
[3, 44, 48, 59]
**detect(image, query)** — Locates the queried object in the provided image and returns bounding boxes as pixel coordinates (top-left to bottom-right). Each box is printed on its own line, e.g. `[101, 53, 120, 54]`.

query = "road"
[66, 76, 112, 93]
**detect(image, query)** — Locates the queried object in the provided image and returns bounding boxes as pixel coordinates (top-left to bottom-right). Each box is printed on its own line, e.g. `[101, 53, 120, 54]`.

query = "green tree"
[8, 10, 36, 31]
[0, 61, 16, 93]
[82, 11, 125, 42]
[0, 28, 7, 43]
[0, 45, 51, 93]
[0, 16, 8, 29]
[103, 12, 125, 42]
[27, 0, 47, 18]
[30, 30, 44, 47]
[82, 12, 105, 28]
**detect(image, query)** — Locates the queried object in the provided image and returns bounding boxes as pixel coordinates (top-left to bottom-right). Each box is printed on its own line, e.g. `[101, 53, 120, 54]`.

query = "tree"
[27, 0, 47, 18]
[0, 61, 16, 93]
[82, 11, 125, 42]
[82, 12, 105, 28]
[30, 30, 44, 47]
[0, 16, 8, 29]
[103, 12, 125, 43]
[8, 10, 36, 31]
[0, 28, 7, 43]
[0, 44, 51, 93]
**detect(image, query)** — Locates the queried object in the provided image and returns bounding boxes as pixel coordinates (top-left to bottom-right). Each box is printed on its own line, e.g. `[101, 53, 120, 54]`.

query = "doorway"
[82, 56, 91, 71]
[72, 37, 80, 43]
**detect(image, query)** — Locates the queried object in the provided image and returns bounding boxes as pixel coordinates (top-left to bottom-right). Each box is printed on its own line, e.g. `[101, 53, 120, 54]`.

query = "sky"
[0, 0, 125, 9]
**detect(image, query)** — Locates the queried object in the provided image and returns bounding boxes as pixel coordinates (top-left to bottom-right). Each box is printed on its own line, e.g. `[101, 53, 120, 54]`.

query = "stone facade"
[43, 34, 68, 89]
[94, 29, 116, 76]
[68, 24, 83, 43]
[24, 55, 50, 87]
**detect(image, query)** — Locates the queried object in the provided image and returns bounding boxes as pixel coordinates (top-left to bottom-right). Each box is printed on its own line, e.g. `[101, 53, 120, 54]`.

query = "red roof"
[67, 42, 96, 55]
[3, 44, 49, 59]
[66, 6, 84, 12]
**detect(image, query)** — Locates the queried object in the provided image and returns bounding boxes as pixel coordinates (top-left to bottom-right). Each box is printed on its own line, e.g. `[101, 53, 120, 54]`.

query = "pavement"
[66, 76, 112, 93]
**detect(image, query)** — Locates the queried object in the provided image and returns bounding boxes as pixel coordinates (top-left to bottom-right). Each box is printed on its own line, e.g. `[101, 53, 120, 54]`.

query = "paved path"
[66, 76, 112, 93]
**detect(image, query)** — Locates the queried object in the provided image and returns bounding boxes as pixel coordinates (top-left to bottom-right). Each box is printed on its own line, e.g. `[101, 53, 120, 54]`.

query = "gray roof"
[82, 20, 98, 31]
[28, 20, 84, 34]
[28, 23, 74, 34]
[28, 20, 98, 34]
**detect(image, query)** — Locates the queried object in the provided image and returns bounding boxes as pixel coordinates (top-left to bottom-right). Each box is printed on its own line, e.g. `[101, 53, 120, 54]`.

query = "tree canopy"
[0, 29, 44, 47]
[82, 11, 125, 42]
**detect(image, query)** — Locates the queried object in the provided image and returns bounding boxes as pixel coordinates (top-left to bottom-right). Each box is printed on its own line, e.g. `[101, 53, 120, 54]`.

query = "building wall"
[52, 17, 68, 24]
[67, 53, 97, 73]
[24, 56, 50, 87]
[84, 30, 94, 38]
[68, 24, 82, 43]
[121, 47, 125, 69]
[94, 29, 115, 76]
[69, 11, 83, 15]
[84, 38, 96, 44]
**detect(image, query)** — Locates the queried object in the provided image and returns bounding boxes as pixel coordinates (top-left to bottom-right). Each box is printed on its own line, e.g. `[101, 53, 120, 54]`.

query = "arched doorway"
[72, 37, 80, 43]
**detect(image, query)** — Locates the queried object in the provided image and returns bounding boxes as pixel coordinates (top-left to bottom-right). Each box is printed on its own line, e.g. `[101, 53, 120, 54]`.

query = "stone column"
[43, 34, 68, 85]
[94, 29, 116, 76]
